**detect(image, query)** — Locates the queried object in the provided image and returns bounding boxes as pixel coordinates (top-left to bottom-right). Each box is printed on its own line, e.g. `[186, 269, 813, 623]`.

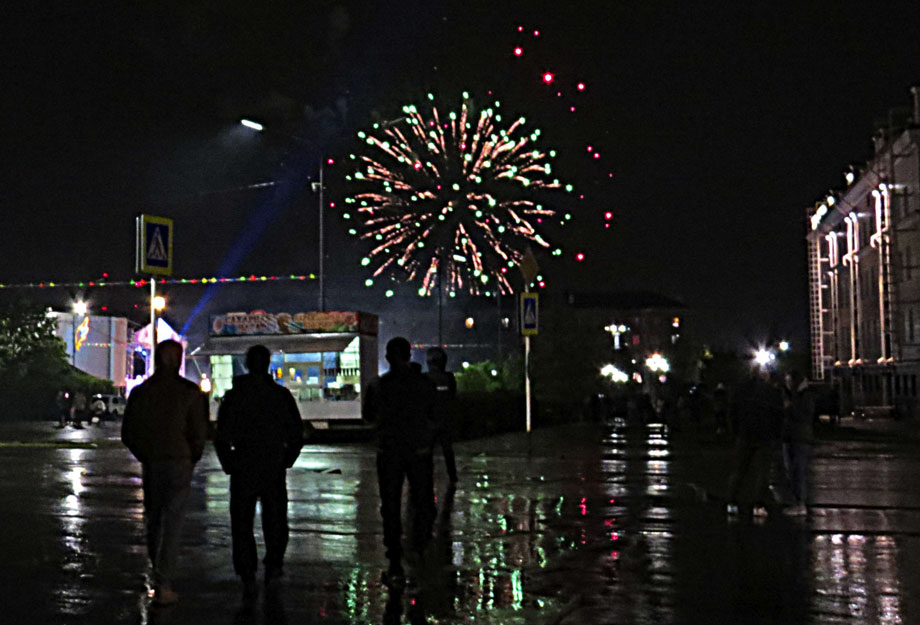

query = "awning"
[190, 333, 358, 356]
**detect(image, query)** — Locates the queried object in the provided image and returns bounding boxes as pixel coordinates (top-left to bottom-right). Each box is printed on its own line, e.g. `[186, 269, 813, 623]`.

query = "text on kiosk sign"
[210, 311, 377, 336]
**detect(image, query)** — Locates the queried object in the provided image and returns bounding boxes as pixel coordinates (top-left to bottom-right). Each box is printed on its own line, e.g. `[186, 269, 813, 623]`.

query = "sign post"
[520, 293, 539, 433]
[136, 215, 174, 373]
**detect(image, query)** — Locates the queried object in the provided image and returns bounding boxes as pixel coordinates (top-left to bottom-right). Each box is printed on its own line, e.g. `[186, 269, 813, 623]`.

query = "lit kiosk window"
[193, 311, 378, 432]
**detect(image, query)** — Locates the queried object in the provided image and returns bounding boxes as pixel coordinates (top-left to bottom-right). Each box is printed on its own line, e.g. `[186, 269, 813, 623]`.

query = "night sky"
[3, 1, 920, 350]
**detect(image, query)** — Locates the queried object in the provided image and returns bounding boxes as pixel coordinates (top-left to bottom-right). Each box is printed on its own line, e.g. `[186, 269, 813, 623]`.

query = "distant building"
[49, 312, 129, 387]
[808, 86, 920, 416]
[564, 291, 686, 356]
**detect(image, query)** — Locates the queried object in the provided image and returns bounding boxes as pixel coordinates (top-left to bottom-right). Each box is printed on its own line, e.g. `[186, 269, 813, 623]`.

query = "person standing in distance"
[121, 340, 208, 605]
[425, 347, 458, 485]
[363, 337, 437, 586]
[215, 345, 304, 602]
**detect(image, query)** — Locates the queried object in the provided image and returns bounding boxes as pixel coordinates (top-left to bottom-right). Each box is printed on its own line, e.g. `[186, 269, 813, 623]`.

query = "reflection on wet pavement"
[1, 419, 920, 623]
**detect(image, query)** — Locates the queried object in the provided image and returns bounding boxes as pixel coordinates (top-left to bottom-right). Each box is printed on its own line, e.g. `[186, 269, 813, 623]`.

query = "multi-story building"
[808, 86, 920, 417]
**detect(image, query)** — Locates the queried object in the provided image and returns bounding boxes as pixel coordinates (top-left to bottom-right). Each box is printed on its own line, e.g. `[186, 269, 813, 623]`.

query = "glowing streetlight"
[152, 295, 167, 312]
[754, 348, 776, 367]
[72, 301, 88, 316]
[778, 340, 790, 352]
[600, 364, 629, 383]
[240, 117, 328, 310]
[240, 118, 264, 132]
[645, 353, 670, 373]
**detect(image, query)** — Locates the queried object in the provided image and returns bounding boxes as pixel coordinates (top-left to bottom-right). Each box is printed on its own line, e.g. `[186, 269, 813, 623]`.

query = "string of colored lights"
[343, 92, 573, 297]
[0, 274, 315, 289]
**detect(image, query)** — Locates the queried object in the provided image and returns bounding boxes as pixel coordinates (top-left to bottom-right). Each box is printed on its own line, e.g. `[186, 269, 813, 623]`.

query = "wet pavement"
[2, 417, 919, 624]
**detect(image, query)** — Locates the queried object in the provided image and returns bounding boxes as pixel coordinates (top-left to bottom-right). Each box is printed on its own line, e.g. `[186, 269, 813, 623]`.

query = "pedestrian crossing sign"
[520, 292, 539, 336]
[136, 214, 174, 276]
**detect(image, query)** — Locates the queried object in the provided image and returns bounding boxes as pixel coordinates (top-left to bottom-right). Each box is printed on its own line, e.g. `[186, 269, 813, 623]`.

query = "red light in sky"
[538, 280, 546, 288]
[604, 212, 613, 220]
[514, 47, 523, 56]
[533, 29, 540, 36]
[586, 146, 593, 152]
[542, 72, 554, 84]
[570, 106, 575, 112]
[518, 25, 523, 32]
[593, 152, 600, 159]
[101, 306, 108, 311]
[102, 272, 109, 278]
[577, 82, 586, 91]
[326, 158, 334, 165]
[576, 252, 585, 261]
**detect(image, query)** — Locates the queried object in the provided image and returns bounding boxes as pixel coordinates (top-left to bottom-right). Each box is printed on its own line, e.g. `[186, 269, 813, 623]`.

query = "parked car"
[91, 394, 126, 418]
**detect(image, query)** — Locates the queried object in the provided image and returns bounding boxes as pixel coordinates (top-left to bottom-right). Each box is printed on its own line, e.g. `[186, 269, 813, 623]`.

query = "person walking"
[215, 345, 304, 602]
[425, 347, 458, 485]
[363, 337, 437, 587]
[725, 367, 784, 518]
[71, 389, 87, 429]
[781, 370, 815, 516]
[121, 340, 208, 605]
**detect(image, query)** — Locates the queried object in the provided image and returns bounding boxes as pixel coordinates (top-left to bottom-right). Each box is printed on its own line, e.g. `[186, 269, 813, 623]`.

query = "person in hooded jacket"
[215, 345, 304, 601]
[363, 337, 437, 586]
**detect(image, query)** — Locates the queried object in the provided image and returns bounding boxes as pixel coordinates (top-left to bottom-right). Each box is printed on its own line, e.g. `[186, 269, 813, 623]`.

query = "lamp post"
[240, 119, 327, 311]
[151, 290, 166, 374]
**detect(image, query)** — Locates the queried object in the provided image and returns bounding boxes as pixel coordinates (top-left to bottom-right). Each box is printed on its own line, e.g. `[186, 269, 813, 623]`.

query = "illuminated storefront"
[193, 311, 378, 429]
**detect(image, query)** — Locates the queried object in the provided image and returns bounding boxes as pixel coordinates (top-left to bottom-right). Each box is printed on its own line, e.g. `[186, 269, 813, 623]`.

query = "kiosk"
[195, 311, 378, 430]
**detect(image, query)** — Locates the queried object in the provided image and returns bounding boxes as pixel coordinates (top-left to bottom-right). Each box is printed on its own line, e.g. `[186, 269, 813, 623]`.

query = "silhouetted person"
[425, 347, 458, 484]
[55, 390, 69, 428]
[713, 383, 730, 438]
[215, 345, 304, 603]
[71, 389, 87, 428]
[363, 337, 437, 587]
[725, 368, 784, 518]
[122, 340, 208, 605]
[781, 370, 814, 516]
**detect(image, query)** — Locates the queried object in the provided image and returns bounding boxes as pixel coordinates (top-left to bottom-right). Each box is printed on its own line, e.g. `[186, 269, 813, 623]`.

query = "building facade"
[808, 87, 920, 416]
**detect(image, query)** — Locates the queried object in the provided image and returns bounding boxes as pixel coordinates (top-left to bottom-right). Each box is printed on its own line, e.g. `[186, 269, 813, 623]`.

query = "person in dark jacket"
[426, 347, 458, 484]
[363, 337, 437, 586]
[725, 367, 784, 518]
[781, 370, 814, 516]
[122, 340, 208, 605]
[215, 345, 304, 601]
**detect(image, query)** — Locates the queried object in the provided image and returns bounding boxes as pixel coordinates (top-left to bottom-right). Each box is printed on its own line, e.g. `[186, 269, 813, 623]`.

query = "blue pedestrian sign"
[136, 214, 174, 276]
[520, 292, 539, 336]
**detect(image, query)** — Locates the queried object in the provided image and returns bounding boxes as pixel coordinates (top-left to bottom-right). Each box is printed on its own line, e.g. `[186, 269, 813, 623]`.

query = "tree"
[0, 304, 67, 377]
[0, 303, 110, 420]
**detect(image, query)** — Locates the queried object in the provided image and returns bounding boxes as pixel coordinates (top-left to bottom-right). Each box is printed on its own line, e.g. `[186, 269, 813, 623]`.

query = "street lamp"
[240, 119, 327, 311]
[150, 292, 166, 375]
[240, 118, 264, 132]
[754, 348, 776, 367]
[645, 353, 670, 373]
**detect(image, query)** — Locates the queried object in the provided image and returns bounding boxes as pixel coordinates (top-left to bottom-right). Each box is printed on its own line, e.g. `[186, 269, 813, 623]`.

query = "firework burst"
[342, 92, 572, 296]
